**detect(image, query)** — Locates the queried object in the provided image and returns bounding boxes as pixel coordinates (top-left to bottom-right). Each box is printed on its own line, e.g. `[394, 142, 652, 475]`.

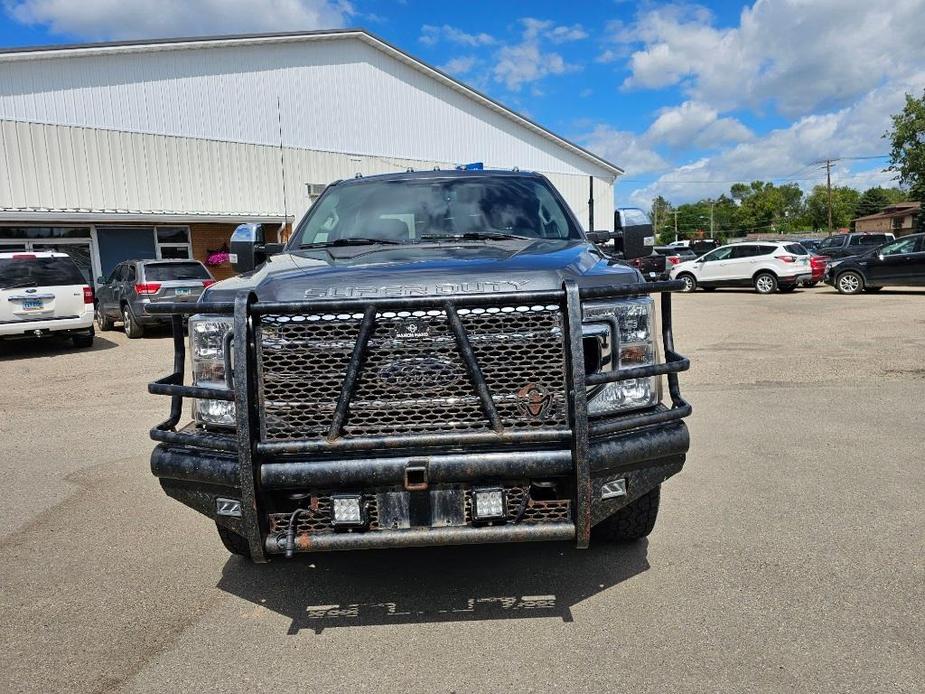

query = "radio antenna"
[277, 95, 289, 228]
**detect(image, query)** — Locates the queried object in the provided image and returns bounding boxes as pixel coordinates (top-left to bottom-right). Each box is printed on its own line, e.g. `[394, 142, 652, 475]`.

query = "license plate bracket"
[22, 299, 43, 310]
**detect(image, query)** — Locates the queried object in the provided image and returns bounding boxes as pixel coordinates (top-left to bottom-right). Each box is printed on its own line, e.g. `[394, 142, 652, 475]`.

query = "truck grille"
[256, 304, 568, 441]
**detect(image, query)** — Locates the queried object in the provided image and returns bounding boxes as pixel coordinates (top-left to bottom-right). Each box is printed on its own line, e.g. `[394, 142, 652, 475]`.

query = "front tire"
[122, 304, 144, 338]
[96, 306, 114, 331]
[592, 486, 661, 542]
[836, 271, 864, 295]
[678, 273, 697, 292]
[216, 524, 252, 558]
[754, 272, 778, 294]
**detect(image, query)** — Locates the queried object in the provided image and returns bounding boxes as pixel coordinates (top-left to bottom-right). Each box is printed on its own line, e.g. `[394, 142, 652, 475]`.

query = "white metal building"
[0, 29, 621, 283]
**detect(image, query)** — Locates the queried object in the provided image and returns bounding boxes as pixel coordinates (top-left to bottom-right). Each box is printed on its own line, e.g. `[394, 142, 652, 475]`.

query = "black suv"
[815, 232, 895, 259]
[145, 170, 692, 562]
[824, 233, 925, 293]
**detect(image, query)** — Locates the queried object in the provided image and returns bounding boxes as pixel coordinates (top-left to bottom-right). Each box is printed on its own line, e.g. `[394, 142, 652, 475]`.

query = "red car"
[806, 253, 827, 286]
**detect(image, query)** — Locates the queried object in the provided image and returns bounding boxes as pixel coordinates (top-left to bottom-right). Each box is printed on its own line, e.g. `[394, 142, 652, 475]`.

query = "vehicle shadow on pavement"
[0, 334, 118, 360]
[217, 540, 649, 634]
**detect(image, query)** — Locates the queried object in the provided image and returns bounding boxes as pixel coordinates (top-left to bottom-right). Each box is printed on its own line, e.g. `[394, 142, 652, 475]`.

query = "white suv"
[0, 251, 95, 347]
[669, 241, 812, 294]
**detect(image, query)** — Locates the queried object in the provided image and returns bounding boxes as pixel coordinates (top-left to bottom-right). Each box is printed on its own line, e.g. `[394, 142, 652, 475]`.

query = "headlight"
[583, 298, 659, 415]
[189, 314, 235, 427]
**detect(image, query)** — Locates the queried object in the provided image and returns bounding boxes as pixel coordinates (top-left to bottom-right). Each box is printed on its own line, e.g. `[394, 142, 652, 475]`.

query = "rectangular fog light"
[472, 487, 507, 521]
[331, 494, 366, 527]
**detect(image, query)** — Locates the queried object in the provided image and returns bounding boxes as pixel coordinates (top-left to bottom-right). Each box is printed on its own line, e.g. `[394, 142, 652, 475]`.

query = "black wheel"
[678, 273, 697, 292]
[71, 331, 94, 348]
[96, 305, 114, 331]
[754, 272, 778, 294]
[835, 271, 864, 295]
[592, 486, 661, 542]
[122, 304, 144, 338]
[863, 286, 883, 293]
[216, 523, 252, 558]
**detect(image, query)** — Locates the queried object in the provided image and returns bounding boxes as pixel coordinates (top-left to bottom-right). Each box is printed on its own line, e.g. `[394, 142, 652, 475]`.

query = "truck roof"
[331, 168, 546, 187]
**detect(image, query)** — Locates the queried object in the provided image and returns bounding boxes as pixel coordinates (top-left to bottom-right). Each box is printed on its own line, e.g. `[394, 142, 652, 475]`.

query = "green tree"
[730, 181, 806, 233]
[806, 185, 861, 230]
[885, 90, 925, 201]
[855, 187, 907, 218]
[648, 195, 674, 244]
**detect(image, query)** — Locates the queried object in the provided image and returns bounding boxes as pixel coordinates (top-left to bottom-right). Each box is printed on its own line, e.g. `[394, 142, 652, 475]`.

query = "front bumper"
[146, 280, 692, 561]
[152, 418, 689, 553]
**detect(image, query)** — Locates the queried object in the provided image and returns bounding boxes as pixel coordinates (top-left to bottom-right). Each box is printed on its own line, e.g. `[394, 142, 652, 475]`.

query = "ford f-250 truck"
[146, 170, 691, 562]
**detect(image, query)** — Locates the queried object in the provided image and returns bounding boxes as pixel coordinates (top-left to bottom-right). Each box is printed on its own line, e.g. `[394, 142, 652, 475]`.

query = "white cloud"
[613, 0, 925, 118]
[579, 125, 668, 176]
[439, 55, 478, 76]
[7, 0, 353, 39]
[622, 75, 920, 207]
[646, 101, 752, 149]
[492, 18, 580, 91]
[419, 24, 494, 47]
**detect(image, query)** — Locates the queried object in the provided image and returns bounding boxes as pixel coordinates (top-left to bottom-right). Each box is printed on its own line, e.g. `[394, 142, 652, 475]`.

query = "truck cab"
[145, 170, 692, 562]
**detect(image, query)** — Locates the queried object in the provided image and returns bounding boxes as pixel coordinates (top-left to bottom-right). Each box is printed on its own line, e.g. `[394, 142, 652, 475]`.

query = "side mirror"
[620, 223, 655, 260]
[230, 223, 285, 273]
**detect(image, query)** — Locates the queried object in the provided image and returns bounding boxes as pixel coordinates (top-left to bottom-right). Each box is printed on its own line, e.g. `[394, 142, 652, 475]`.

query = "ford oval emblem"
[377, 357, 458, 392]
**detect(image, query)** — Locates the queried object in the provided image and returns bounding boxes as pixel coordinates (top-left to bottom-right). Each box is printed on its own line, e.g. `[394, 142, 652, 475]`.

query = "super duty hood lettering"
[304, 280, 531, 299]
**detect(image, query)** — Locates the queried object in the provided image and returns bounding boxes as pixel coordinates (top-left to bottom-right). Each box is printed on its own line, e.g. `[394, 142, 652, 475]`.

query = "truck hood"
[204, 238, 641, 302]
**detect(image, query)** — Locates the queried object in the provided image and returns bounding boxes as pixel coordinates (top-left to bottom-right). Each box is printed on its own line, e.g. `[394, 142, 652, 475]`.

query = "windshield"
[144, 262, 210, 281]
[0, 256, 85, 288]
[819, 236, 845, 249]
[291, 177, 580, 246]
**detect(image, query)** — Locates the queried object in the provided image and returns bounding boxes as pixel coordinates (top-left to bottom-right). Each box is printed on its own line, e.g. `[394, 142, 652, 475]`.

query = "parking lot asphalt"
[1, 286, 923, 694]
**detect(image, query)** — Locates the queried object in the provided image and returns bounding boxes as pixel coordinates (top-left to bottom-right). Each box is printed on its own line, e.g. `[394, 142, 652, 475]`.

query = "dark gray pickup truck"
[147, 170, 691, 562]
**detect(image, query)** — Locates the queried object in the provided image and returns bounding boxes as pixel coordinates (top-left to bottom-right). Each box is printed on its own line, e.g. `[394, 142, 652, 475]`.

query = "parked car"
[815, 232, 894, 259]
[0, 251, 95, 347]
[655, 245, 697, 269]
[145, 170, 693, 561]
[670, 241, 812, 294]
[689, 239, 719, 255]
[805, 253, 828, 287]
[798, 238, 821, 252]
[625, 251, 668, 281]
[824, 233, 925, 294]
[95, 259, 215, 338]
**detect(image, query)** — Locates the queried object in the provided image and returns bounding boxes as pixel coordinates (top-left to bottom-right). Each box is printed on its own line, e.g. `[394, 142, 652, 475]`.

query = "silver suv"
[95, 259, 214, 338]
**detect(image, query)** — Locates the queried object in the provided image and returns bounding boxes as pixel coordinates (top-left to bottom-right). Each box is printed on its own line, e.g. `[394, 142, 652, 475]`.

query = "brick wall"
[189, 223, 238, 280]
[189, 222, 291, 280]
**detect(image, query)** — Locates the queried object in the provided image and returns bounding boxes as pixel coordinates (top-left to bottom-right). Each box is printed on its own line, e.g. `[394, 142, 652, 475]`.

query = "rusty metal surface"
[264, 521, 576, 553]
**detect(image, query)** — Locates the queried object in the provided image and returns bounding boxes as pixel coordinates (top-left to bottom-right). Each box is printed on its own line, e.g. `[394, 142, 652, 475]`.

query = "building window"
[155, 226, 192, 259]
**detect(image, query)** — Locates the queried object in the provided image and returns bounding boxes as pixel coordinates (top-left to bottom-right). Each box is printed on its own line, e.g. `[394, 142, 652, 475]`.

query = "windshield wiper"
[300, 237, 403, 248]
[418, 231, 535, 242]
[1, 280, 38, 290]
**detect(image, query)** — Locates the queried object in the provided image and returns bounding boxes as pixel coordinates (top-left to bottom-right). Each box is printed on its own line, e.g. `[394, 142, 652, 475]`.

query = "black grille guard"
[147, 279, 691, 556]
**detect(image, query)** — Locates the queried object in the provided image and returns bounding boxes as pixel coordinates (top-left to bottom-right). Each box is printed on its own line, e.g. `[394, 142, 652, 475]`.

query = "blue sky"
[2, 0, 923, 208]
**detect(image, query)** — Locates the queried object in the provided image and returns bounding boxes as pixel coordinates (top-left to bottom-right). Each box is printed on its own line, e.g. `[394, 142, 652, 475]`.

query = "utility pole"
[709, 200, 715, 236]
[825, 159, 833, 233]
[673, 210, 678, 243]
